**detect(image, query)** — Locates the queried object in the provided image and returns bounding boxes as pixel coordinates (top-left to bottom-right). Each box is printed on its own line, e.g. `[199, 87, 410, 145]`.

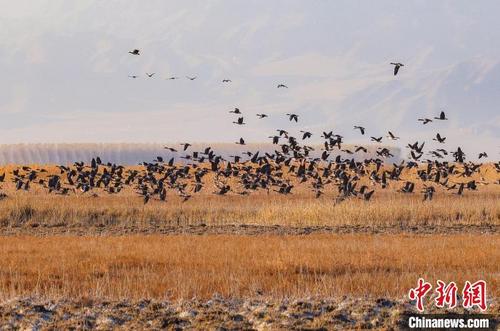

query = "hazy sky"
[1, 1, 499, 158]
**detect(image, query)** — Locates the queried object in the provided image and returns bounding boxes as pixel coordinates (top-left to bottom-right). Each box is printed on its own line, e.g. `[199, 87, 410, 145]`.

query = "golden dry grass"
[0, 234, 498, 300]
[0, 163, 498, 232]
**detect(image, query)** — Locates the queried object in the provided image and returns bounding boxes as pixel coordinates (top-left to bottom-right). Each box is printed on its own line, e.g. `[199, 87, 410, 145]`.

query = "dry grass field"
[0, 163, 498, 328]
[0, 234, 498, 301]
[0, 163, 498, 234]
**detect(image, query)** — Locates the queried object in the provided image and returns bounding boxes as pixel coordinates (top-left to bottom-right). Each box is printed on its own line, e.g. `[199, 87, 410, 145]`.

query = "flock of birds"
[0, 49, 498, 204]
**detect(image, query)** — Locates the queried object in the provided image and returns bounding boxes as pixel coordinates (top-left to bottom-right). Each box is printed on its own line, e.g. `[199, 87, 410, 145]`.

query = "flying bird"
[434, 111, 448, 120]
[277, 84, 288, 88]
[222, 79, 232, 83]
[256, 114, 268, 119]
[433, 133, 446, 143]
[128, 49, 140, 55]
[146, 73, 155, 78]
[233, 117, 245, 125]
[418, 118, 433, 125]
[186, 76, 197, 80]
[229, 108, 241, 114]
[354, 126, 366, 135]
[390, 62, 404, 76]
[286, 114, 299, 122]
[478, 152, 488, 159]
[387, 131, 400, 140]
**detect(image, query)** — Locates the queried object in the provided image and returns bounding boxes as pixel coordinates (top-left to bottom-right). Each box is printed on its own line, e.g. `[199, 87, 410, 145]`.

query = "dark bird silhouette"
[433, 133, 446, 143]
[286, 114, 299, 122]
[146, 73, 155, 78]
[222, 79, 232, 83]
[300, 131, 312, 140]
[256, 114, 268, 119]
[390, 62, 404, 75]
[128, 49, 140, 55]
[418, 118, 433, 125]
[186, 76, 197, 80]
[128, 75, 139, 79]
[233, 117, 245, 125]
[478, 152, 488, 159]
[180, 143, 192, 151]
[354, 126, 365, 135]
[236, 138, 245, 145]
[434, 111, 448, 120]
[277, 84, 288, 88]
[230, 108, 241, 114]
[371, 136, 383, 143]
[387, 131, 399, 140]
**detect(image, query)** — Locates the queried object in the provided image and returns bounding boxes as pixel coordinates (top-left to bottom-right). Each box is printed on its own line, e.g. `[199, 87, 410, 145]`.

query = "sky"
[0, 0, 499, 159]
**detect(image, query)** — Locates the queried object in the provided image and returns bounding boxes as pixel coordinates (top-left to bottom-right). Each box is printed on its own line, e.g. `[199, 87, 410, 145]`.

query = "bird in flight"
[167, 76, 179, 80]
[180, 143, 192, 151]
[434, 111, 448, 120]
[286, 113, 299, 122]
[146, 73, 155, 78]
[433, 133, 446, 143]
[128, 49, 140, 55]
[354, 126, 366, 135]
[229, 108, 241, 114]
[478, 152, 488, 159]
[256, 114, 268, 119]
[371, 136, 383, 143]
[128, 75, 139, 79]
[390, 62, 404, 76]
[387, 131, 400, 140]
[186, 76, 197, 80]
[233, 117, 245, 125]
[418, 118, 433, 125]
[277, 84, 288, 88]
[236, 138, 245, 145]
[222, 79, 232, 83]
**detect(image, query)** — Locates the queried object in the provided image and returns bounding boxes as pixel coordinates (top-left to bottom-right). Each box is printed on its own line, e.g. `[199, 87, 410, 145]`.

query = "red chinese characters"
[434, 280, 458, 309]
[462, 280, 487, 311]
[409, 279, 487, 312]
[408, 278, 433, 312]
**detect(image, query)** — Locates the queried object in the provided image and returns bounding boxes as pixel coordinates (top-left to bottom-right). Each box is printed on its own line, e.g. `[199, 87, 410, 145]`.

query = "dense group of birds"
[0, 49, 498, 204]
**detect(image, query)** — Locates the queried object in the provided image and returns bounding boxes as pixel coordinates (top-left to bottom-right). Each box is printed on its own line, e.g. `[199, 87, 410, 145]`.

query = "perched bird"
[390, 62, 404, 76]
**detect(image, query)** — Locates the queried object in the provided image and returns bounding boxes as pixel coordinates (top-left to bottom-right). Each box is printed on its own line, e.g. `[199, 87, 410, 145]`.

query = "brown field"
[0, 234, 498, 301]
[0, 164, 499, 235]
[0, 163, 498, 322]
